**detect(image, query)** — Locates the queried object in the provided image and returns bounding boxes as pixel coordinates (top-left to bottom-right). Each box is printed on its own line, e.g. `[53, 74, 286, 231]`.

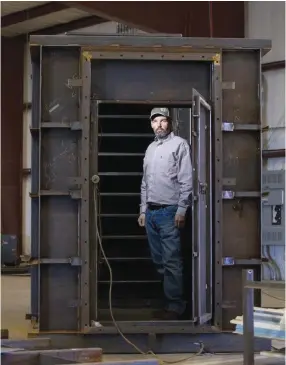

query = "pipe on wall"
[262, 149, 286, 158]
[262, 60, 285, 72]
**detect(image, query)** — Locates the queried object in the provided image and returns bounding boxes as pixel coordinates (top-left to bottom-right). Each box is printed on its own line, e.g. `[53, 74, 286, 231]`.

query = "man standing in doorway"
[138, 107, 193, 320]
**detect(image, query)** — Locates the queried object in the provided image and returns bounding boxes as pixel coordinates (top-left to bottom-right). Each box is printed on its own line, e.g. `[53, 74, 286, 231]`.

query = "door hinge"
[222, 122, 260, 132]
[222, 257, 262, 266]
[222, 190, 260, 199]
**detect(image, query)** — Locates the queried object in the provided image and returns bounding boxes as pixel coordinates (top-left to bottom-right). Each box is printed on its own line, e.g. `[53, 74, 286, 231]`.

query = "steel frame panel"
[85, 49, 222, 332]
[220, 49, 262, 330]
[30, 45, 42, 321]
[28, 47, 222, 333]
[1, 347, 102, 365]
[80, 51, 92, 331]
[0, 334, 270, 359]
[29, 36, 270, 350]
[30, 35, 271, 54]
[89, 51, 219, 62]
[30, 46, 89, 332]
[33, 333, 270, 354]
[213, 58, 223, 329]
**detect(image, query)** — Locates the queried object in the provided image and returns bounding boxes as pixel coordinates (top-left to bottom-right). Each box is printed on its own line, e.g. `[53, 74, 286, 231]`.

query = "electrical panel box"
[262, 170, 285, 246]
[1, 234, 18, 265]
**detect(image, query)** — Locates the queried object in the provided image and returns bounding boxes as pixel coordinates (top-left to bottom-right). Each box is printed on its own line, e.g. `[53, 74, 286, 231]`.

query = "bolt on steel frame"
[29, 35, 271, 353]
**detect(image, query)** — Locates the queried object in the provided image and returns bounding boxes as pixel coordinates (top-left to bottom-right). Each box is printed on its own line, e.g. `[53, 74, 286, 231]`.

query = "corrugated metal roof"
[1, 1, 49, 16]
[1, 8, 91, 37]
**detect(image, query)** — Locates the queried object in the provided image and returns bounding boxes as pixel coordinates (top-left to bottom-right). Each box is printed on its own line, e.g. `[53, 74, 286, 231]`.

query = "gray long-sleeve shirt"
[140, 132, 193, 216]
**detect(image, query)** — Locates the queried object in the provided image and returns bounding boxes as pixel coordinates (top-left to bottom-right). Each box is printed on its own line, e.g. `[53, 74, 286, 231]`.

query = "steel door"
[172, 95, 212, 324]
[191, 89, 212, 324]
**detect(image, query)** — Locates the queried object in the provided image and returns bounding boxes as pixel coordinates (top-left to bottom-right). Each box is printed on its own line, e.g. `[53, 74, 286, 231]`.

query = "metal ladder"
[96, 104, 162, 320]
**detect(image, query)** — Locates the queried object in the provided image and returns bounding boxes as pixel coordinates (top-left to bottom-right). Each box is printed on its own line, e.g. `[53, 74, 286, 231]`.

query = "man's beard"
[155, 129, 169, 139]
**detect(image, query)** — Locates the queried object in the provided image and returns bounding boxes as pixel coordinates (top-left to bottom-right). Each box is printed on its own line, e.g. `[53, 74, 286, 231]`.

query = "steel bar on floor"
[25, 333, 270, 354]
[242, 270, 285, 365]
[70, 361, 159, 365]
[243, 269, 255, 365]
[1, 337, 51, 350]
[1, 347, 102, 365]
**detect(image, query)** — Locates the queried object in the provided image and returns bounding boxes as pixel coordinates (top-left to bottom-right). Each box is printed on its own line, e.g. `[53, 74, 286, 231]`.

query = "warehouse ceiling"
[62, 1, 245, 38]
[1, 1, 106, 37]
[1, 1, 245, 38]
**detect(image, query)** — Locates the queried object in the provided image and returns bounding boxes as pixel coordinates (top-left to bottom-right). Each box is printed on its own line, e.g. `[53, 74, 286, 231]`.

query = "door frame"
[84, 50, 223, 332]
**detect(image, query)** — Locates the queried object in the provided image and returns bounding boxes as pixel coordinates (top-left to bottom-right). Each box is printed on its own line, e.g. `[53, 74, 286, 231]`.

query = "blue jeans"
[146, 205, 186, 315]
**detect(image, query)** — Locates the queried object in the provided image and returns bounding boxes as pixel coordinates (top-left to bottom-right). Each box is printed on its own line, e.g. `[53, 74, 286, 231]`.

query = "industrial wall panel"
[41, 49, 80, 124]
[30, 46, 83, 331]
[40, 129, 80, 190]
[91, 60, 210, 101]
[40, 265, 79, 330]
[40, 197, 79, 258]
[30, 36, 268, 337]
[221, 50, 261, 329]
[222, 201, 260, 258]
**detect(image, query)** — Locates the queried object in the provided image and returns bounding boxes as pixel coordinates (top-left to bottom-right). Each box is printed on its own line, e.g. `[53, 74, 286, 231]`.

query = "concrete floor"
[1, 275, 284, 365]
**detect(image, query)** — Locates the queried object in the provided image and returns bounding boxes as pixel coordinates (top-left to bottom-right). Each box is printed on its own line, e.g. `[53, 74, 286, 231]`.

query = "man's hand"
[175, 214, 185, 229]
[138, 213, 146, 227]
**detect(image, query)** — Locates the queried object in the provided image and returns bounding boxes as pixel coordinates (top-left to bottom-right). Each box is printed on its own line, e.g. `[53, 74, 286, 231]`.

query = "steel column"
[213, 55, 223, 329]
[80, 51, 92, 330]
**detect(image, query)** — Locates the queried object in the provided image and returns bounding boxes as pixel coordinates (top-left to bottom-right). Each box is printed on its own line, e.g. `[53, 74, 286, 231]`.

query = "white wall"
[246, 1, 285, 64]
[245, 1, 285, 171]
[262, 68, 285, 170]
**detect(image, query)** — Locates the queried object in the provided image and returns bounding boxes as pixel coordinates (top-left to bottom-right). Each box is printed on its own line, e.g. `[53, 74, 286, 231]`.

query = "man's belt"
[148, 203, 171, 211]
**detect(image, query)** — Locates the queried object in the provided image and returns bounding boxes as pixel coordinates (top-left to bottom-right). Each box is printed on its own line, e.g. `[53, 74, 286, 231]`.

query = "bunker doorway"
[93, 95, 213, 326]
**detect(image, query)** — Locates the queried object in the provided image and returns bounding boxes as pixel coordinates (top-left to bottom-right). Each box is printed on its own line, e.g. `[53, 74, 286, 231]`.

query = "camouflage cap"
[150, 107, 170, 120]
